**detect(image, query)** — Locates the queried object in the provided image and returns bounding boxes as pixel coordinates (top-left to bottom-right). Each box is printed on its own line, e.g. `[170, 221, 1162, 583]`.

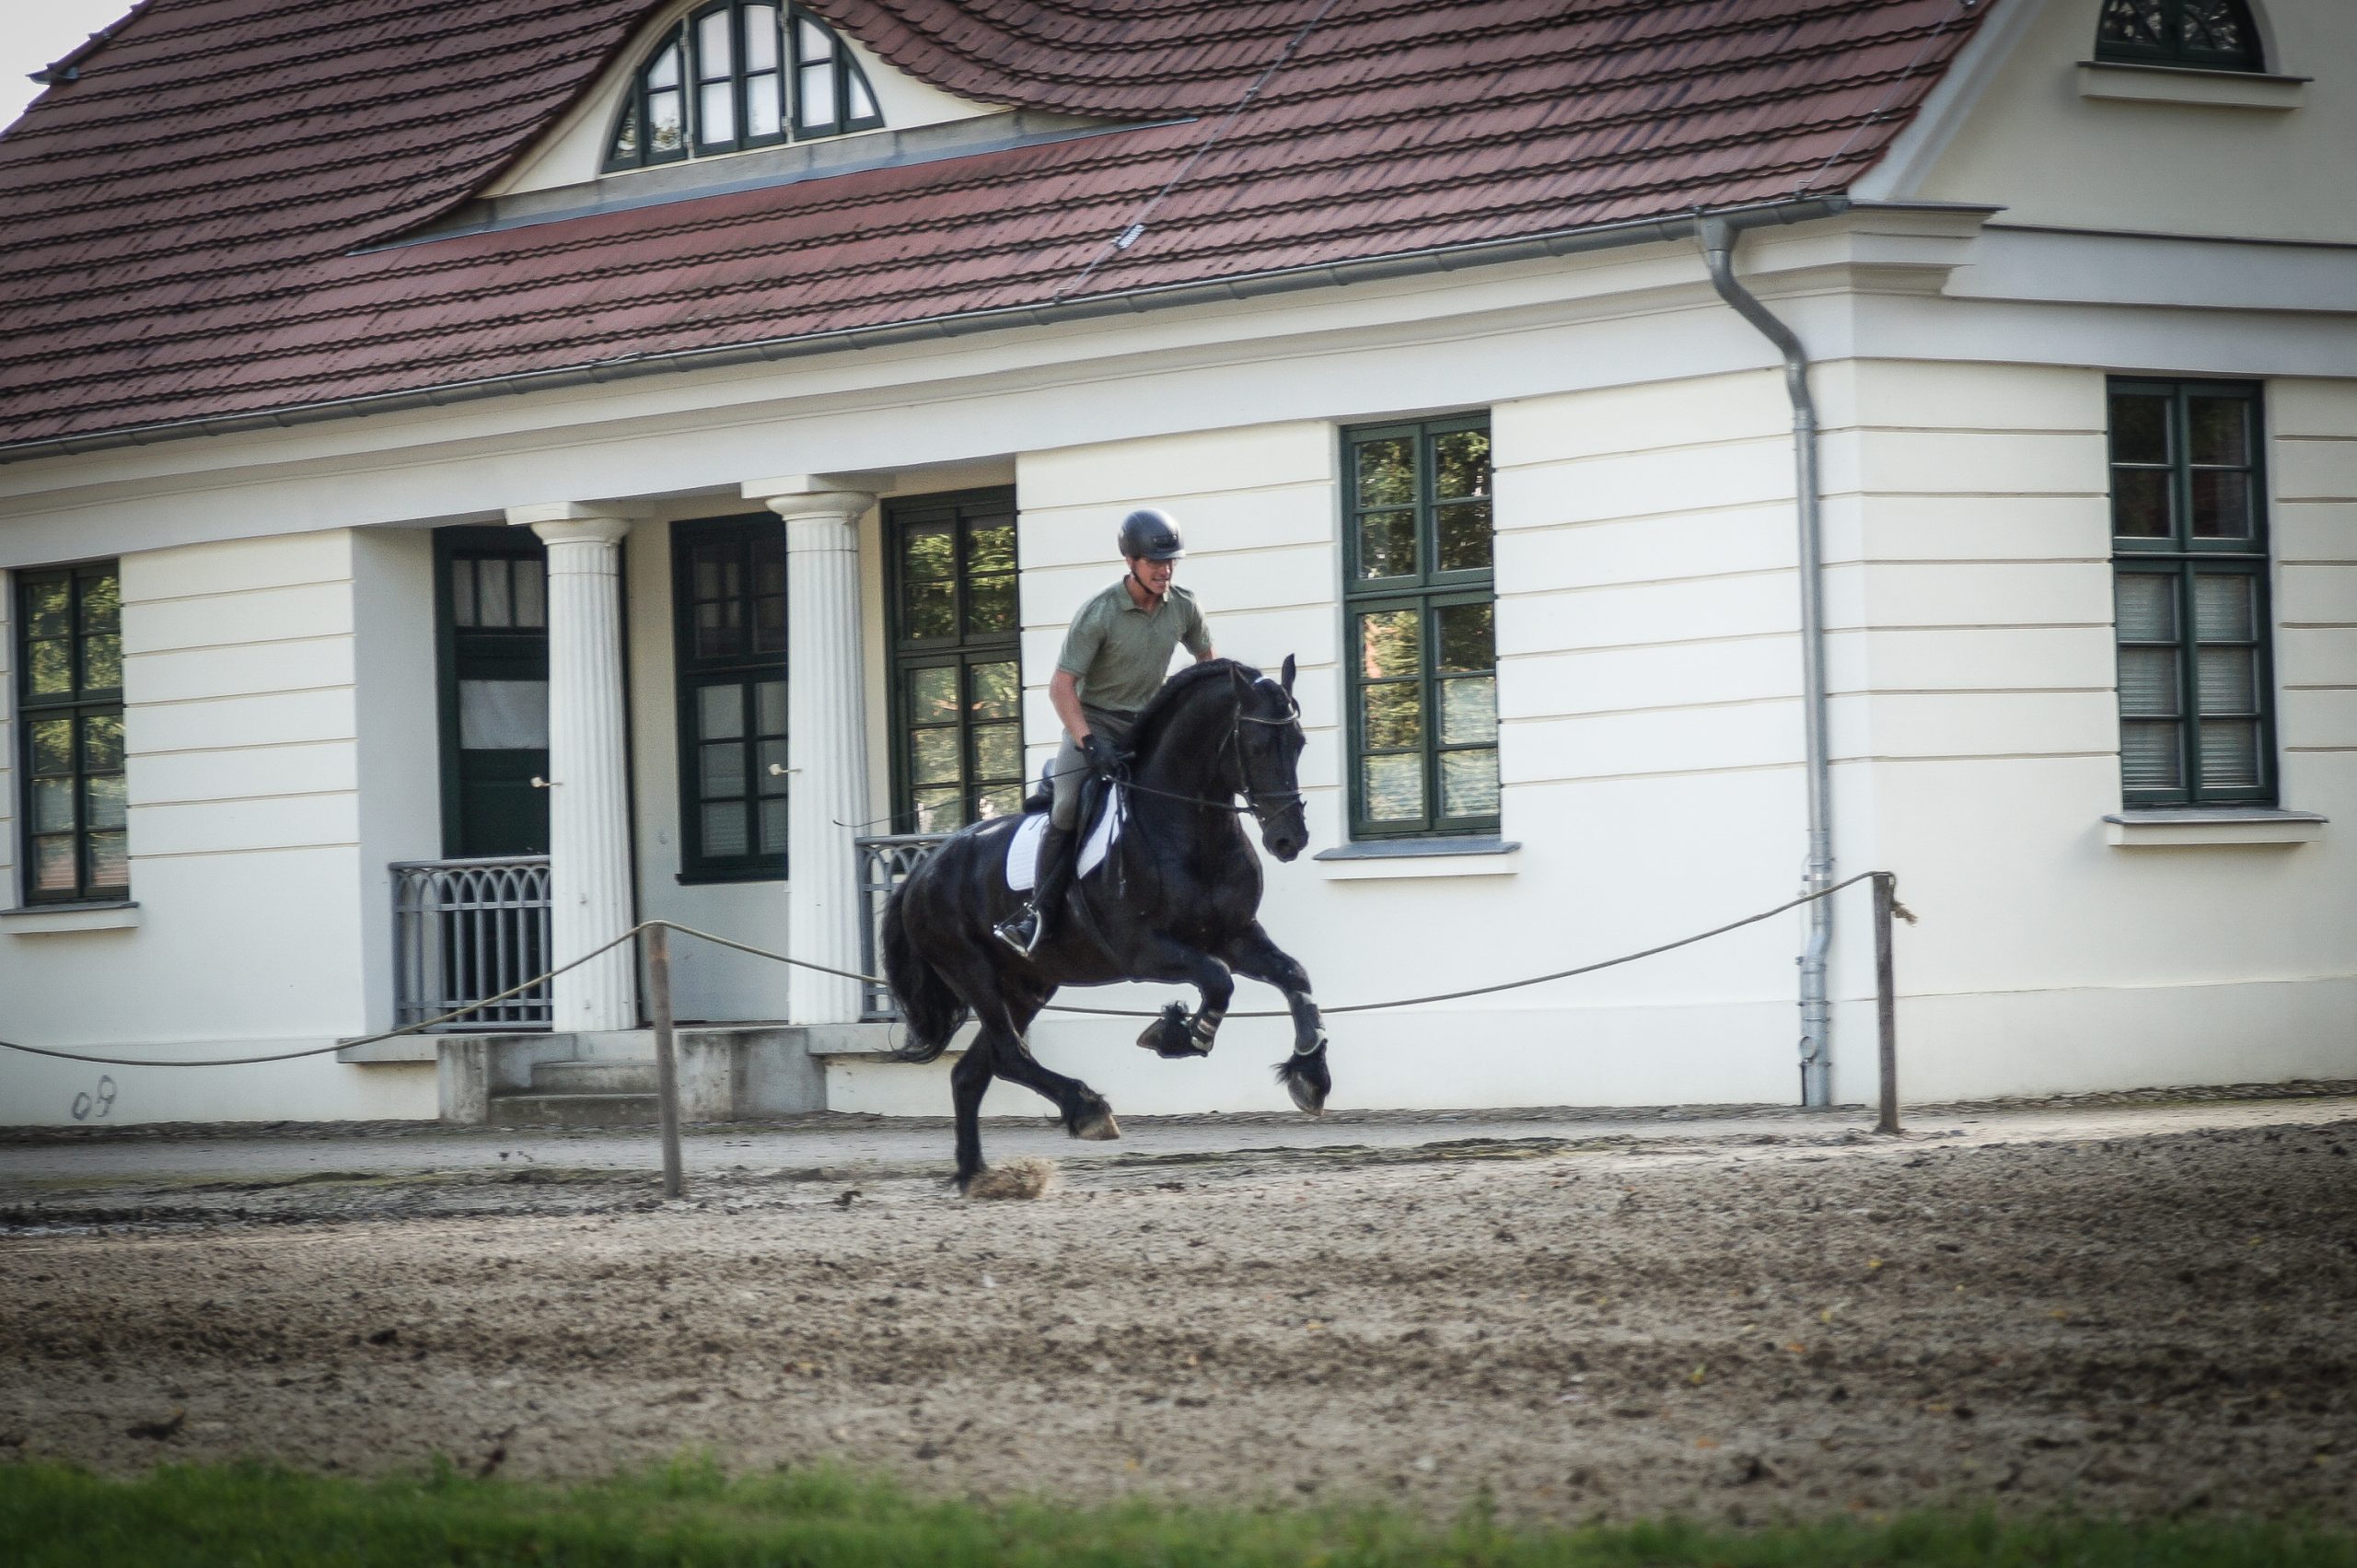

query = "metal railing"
[391, 856, 553, 1030]
[853, 832, 947, 1020]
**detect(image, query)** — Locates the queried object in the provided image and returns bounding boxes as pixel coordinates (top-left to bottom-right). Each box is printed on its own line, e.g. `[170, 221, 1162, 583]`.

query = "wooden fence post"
[646, 923, 686, 1199]
[1873, 872, 1900, 1136]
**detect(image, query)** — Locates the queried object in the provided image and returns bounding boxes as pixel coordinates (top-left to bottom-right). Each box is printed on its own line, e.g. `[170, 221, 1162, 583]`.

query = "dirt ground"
[3, 1099, 2353, 1525]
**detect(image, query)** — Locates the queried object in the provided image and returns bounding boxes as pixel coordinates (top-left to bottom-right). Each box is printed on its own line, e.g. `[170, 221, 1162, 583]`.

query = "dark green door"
[437, 528, 551, 858]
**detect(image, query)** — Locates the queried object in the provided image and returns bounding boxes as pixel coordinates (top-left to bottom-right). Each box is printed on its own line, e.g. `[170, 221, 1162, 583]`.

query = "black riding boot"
[995, 823, 1076, 957]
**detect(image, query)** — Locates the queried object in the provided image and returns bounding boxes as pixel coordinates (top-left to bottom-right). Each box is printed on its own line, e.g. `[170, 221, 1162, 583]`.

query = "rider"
[994, 506, 1215, 956]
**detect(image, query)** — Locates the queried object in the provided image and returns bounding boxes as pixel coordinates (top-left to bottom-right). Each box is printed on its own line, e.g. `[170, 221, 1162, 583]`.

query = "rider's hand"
[1081, 732, 1128, 784]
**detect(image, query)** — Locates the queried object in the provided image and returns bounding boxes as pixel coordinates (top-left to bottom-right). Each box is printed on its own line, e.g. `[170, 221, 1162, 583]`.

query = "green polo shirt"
[1055, 579, 1212, 714]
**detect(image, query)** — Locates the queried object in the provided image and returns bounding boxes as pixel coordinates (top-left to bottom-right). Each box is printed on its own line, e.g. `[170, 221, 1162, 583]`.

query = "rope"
[0, 876, 1892, 1066]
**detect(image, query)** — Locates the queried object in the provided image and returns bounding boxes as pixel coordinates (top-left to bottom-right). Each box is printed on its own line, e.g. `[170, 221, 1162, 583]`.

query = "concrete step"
[530, 1058, 657, 1095]
[488, 1092, 658, 1128]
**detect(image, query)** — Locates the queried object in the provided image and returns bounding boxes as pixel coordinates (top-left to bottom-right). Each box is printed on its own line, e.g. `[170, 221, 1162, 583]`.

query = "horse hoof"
[1285, 1076, 1327, 1117]
[1072, 1108, 1122, 1142]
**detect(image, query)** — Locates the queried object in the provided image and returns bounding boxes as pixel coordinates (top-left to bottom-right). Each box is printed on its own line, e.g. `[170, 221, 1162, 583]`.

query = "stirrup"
[994, 905, 1043, 956]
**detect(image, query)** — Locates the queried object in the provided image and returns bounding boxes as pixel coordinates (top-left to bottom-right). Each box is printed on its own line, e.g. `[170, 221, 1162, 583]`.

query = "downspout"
[1696, 214, 1835, 1109]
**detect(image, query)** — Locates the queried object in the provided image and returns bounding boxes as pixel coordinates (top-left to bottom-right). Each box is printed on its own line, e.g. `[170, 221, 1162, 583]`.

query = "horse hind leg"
[985, 1016, 1120, 1143]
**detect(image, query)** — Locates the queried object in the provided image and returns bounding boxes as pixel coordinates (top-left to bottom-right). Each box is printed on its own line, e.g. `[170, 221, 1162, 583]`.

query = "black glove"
[1081, 731, 1128, 784]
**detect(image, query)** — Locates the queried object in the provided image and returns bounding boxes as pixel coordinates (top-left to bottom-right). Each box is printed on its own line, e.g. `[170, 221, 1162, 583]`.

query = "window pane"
[847, 75, 878, 122]
[2198, 647, 2257, 715]
[2199, 719, 2260, 789]
[758, 797, 788, 855]
[1360, 682, 1422, 750]
[754, 679, 786, 736]
[2110, 469, 2171, 538]
[976, 784, 1022, 820]
[1434, 428, 1491, 497]
[29, 716, 72, 774]
[911, 726, 958, 785]
[2114, 574, 2176, 641]
[475, 558, 512, 627]
[1440, 749, 1500, 819]
[700, 82, 736, 144]
[757, 738, 788, 795]
[80, 573, 120, 634]
[696, 598, 744, 660]
[745, 5, 780, 69]
[1355, 437, 1413, 507]
[796, 17, 834, 61]
[2192, 573, 2253, 641]
[85, 772, 127, 831]
[798, 63, 836, 128]
[31, 836, 76, 892]
[611, 100, 641, 161]
[907, 666, 958, 723]
[1435, 500, 1492, 574]
[81, 633, 122, 691]
[87, 831, 128, 890]
[1439, 675, 1498, 745]
[699, 683, 744, 740]
[33, 777, 75, 832]
[649, 89, 686, 153]
[2109, 392, 2169, 465]
[698, 8, 733, 74]
[458, 680, 550, 749]
[2120, 721, 2181, 788]
[967, 520, 1016, 573]
[911, 786, 962, 833]
[902, 578, 954, 639]
[648, 40, 682, 89]
[970, 723, 1020, 781]
[28, 638, 71, 695]
[1362, 754, 1423, 822]
[1357, 609, 1420, 679]
[513, 560, 545, 628]
[23, 575, 70, 637]
[902, 523, 953, 578]
[83, 713, 123, 772]
[966, 572, 1016, 634]
[746, 73, 783, 137]
[702, 801, 749, 857]
[970, 660, 1018, 720]
[1435, 601, 1492, 672]
[702, 740, 747, 798]
[1357, 510, 1415, 579]
[2189, 470, 2250, 540]
[2117, 646, 2178, 717]
[2188, 396, 2249, 466]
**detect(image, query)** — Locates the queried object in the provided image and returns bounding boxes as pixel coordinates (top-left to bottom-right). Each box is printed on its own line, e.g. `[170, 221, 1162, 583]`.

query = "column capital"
[740, 474, 884, 523]
[506, 504, 631, 548]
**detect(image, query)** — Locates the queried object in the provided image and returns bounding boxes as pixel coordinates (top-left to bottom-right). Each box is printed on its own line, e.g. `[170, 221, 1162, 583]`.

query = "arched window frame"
[2096, 0, 2266, 74]
[605, 3, 883, 173]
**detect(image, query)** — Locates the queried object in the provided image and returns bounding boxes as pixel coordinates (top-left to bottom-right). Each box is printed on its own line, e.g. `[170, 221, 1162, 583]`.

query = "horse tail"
[883, 881, 968, 1063]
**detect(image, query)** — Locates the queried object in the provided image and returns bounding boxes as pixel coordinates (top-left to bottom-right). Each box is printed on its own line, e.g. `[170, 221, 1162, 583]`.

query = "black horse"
[881, 656, 1329, 1191]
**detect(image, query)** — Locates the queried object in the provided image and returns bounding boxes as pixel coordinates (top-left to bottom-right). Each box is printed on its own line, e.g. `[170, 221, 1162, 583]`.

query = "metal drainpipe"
[1696, 214, 1835, 1109]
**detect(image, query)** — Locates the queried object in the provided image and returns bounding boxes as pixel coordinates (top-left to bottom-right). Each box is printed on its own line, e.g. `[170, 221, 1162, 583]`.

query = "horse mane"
[1128, 656, 1260, 757]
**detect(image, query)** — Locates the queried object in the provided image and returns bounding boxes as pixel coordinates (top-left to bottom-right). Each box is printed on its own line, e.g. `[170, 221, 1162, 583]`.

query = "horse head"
[1235, 654, 1308, 863]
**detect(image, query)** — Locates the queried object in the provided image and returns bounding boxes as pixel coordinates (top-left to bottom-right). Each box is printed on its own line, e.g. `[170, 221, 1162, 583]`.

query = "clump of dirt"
[2, 1112, 2352, 1527]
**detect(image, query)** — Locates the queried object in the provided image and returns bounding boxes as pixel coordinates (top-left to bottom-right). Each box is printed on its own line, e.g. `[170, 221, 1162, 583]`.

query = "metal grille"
[391, 857, 553, 1029]
[854, 833, 946, 1020]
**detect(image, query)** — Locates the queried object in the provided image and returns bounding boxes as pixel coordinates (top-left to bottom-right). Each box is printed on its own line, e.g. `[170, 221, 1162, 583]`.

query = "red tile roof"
[0, 0, 1989, 457]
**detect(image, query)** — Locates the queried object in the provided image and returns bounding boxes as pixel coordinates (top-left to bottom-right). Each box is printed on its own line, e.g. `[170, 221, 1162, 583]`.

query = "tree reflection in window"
[2096, 0, 2264, 72]
[608, 2, 883, 171]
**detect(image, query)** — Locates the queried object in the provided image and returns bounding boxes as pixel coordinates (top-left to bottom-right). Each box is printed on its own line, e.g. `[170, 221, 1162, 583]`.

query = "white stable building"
[1, 0, 2351, 1127]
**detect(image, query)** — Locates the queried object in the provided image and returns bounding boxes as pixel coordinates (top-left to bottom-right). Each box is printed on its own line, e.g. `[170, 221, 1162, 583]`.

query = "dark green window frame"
[2096, 0, 2265, 73]
[2108, 378, 2277, 807]
[885, 491, 1024, 835]
[671, 515, 788, 882]
[1341, 415, 1500, 841]
[15, 561, 127, 904]
[605, 2, 882, 171]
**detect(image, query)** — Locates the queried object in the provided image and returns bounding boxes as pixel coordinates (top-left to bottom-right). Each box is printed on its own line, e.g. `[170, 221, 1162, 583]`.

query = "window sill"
[1312, 836, 1520, 881]
[1, 900, 141, 934]
[2103, 807, 2326, 847]
[2076, 61, 2308, 110]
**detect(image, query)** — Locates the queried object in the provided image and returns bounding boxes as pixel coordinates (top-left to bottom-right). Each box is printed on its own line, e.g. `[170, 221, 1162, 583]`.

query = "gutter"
[1695, 214, 1835, 1109]
[0, 196, 1855, 467]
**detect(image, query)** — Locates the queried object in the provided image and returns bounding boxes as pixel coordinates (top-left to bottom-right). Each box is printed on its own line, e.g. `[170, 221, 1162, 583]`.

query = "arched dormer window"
[606, 3, 882, 170]
[2096, 0, 2265, 73]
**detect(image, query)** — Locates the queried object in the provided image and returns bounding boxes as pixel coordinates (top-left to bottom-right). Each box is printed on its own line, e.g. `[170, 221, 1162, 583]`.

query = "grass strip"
[2, 1455, 2352, 1567]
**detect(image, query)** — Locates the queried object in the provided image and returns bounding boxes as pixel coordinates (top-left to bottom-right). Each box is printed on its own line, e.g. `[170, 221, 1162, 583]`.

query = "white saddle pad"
[1004, 786, 1126, 891]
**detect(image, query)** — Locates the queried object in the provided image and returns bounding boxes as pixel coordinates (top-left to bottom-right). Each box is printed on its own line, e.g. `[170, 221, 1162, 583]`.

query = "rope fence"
[0, 872, 1915, 1196]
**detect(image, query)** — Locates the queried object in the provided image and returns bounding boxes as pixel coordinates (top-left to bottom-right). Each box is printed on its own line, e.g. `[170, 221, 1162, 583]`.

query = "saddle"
[1004, 761, 1127, 891]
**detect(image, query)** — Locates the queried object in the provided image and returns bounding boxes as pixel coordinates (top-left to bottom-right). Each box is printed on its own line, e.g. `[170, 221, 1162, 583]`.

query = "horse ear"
[1281, 654, 1296, 694]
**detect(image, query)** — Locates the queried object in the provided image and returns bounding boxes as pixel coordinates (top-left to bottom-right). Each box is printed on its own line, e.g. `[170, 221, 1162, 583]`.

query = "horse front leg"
[1126, 934, 1235, 1059]
[1221, 923, 1329, 1116]
[948, 1040, 995, 1191]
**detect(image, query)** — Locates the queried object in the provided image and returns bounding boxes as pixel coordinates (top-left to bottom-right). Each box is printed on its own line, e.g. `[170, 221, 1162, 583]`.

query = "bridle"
[1220, 668, 1306, 828]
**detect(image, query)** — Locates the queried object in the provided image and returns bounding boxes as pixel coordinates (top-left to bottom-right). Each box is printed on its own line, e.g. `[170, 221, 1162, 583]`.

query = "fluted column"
[510, 505, 637, 1033]
[744, 477, 880, 1025]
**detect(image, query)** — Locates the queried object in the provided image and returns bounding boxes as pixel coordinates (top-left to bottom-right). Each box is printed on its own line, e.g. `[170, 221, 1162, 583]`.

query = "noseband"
[1225, 669, 1306, 827]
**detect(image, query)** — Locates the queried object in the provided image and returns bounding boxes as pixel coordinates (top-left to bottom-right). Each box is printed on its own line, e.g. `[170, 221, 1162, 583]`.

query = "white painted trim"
[2074, 60, 2307, 110]
[2103, 808, 2328, 846]
[2, 901, 140, 934]
[1314, 844, 1522, 881]
[1849, 0, 2049, 204]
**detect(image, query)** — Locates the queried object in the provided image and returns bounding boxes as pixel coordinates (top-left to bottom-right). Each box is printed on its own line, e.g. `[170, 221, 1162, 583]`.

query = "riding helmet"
[1117, 507, 1184, 562]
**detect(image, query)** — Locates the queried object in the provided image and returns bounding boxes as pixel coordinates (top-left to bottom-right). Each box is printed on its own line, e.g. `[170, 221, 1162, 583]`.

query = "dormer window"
[2096, 0, 2265, 73]
[606, 3, 882, 170]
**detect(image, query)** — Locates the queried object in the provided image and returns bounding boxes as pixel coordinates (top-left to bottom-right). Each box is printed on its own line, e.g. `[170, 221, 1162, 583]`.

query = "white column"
[509, 505, 637, 1033]
[744, 477, 881, 1026]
